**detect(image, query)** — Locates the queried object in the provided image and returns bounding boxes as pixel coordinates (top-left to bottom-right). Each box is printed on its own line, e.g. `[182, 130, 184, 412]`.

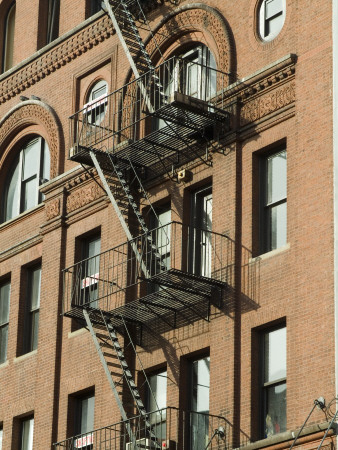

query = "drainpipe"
[333, 0, 338, 447]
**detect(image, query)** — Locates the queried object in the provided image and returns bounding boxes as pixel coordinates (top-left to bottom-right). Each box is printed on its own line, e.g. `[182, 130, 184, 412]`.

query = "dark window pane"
[25, 266, 41, 353]
[46, 0, 60, 43]
[265, 383, 286, 436]
[90, 0, 102, 15]
[3, 3, 16, 72]
[78, 395, 95, 434]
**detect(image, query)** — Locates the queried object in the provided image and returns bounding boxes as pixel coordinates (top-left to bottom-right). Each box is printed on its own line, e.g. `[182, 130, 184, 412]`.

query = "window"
[0, 281, 10, 364]
[2, 2, 16, 73]
[80, 235, 101, 307]
[189, 356, 210, 449]
[261, 327, 286, 438]
[46, 0, 60, 44]
[0, 424, 3, 450]
[150, 205, 171, 272]
[148, 205, 171, 293]
[74, 394, 95, 447]
[260, 149, 287, 253]
[84, 80, 108, 126]
[87, 0, 103, 16]
[155, 45, 216, 130]
[259, 0, 286, 41]
[24, 265, 41, 353]
[21, 417, 34, 450]
[190, 186, 212, 277]
[146, 370, 167, 441]
[179, 46, 216, 100]
[2, 136, 50, 223]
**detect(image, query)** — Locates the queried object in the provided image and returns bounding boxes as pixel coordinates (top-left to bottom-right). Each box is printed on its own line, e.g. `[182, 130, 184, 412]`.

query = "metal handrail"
[62, 221, 235, 315]
[53, 406, 249, 449]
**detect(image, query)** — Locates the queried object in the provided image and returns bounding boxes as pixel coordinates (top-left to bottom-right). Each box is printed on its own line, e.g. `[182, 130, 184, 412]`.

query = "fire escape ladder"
[102, 0, 166, 113]
[83, 308, 161, 448]
[82, 308, 138, 447]
[89, 149, 151, 280]
[89, 149, 168, 278]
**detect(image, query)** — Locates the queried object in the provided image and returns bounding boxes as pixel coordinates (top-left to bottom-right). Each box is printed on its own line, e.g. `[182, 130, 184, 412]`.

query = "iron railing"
[54, 407, 249, 449]
[69, 56, 230, 158]
[62, 222, 234, 315]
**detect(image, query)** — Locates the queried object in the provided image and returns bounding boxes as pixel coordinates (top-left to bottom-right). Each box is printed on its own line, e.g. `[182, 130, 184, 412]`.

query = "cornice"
[218, 54, 297, 132]
[224, 54, 296, 102]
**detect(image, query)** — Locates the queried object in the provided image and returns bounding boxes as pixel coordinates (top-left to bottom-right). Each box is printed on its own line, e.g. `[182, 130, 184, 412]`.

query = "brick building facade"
[0, 0, 337, 448]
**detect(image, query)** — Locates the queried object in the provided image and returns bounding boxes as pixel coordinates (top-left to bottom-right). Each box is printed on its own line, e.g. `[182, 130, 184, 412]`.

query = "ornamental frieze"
[0, 15, 114, 104]
[0, 102, 60, 179]
[45, 198, 61, 221]
[146, 7, 232, 75]
[66, 181, 105, 213]
[240, 81, 295, 126]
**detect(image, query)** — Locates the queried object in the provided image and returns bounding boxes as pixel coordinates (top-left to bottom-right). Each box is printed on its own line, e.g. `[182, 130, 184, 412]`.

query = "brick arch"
[145, 4, 236, 78]
[0, 100, 61, 179]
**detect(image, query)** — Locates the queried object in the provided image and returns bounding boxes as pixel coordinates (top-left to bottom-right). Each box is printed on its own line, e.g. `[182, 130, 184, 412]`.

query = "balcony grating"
[69, 57, 231, 181]
[64, 268, 226, 341]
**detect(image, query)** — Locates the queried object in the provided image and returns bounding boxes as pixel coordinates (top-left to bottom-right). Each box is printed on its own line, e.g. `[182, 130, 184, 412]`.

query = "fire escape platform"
[70, 91, 229, 180]
[65, 268, 226, 335]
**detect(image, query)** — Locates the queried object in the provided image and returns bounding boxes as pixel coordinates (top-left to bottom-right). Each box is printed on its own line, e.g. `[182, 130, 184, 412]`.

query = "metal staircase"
[83, 308, 161, 447]
[64, 0, 230, 446]
[102, 0, 164, 80]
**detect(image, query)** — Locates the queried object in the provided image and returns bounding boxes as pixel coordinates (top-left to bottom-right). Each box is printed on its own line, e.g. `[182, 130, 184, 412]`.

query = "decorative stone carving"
[146, 7, 232, 75]
[66, 181, 105, 213]
[0, 102, 60, 178]
[240, 81, 295, 125]
[0, 16, 114, 104]
[45, 199, 60, 220]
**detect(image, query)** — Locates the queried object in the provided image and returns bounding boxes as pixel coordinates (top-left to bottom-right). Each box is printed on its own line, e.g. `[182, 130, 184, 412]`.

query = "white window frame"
[259, 0, 286, 42]
[83, 80, 108, 126]
[260, 148, 287, 253]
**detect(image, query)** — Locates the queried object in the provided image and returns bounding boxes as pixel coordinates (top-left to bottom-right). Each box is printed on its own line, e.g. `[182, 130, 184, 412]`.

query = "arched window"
[3, 2, 16, 73]
[3, 136, 50, 222]
[258, 0, 286, 41]
[84, 79, 108, 125]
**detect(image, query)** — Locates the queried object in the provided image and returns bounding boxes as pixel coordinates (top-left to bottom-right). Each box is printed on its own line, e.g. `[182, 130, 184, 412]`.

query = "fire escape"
[58, 0, 233, 448]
